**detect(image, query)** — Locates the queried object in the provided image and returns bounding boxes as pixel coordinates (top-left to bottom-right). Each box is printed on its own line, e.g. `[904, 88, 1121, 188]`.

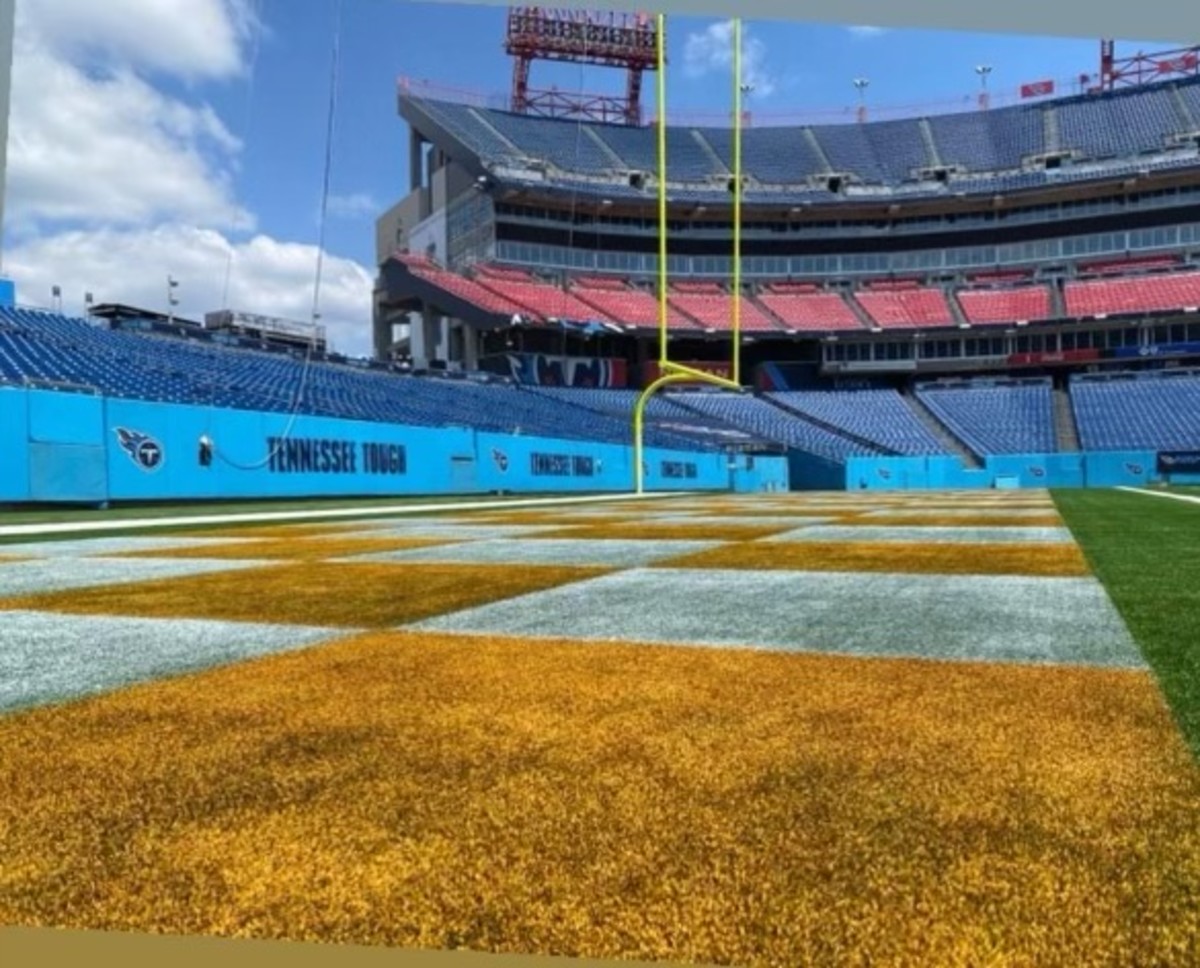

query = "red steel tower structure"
[505, 7, 658, 125]
[1096, 39, 1200, 91]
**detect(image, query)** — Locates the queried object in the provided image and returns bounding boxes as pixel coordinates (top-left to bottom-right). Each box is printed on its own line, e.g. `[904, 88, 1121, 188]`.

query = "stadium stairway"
[843, 290, 878, 330]
[898, 389, 982, 467]
[1043, 105, 1061, 155]
[584, 127, 627, 168]
[1170, 84, 1198, 132]
[1053, 385, 1083, 452]
[1048, 277, 1067, 319]
[693, 131, 730, 174]
[803, 128, 834, 173]
[918, 119, 943, 168]
[947, 289, 971, 328]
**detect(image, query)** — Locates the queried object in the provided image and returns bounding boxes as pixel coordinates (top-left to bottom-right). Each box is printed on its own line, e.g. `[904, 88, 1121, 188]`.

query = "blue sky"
[3, 0, 1168, 355]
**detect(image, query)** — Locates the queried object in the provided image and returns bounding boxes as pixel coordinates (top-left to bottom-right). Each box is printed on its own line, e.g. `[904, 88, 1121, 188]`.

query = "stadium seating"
[665, 391, 884, 463]
[956, 285, 1053, 326]
[767, 390, 948, 455]
[1063, 271, 1200, 316]
[1070, 372, 1200, 451]
[755, 286, 865, 332]
[570, 281, 698, 330]
[0, 308, 711, 452]
[1057, 86, 1181, 159]
[915, 381, 1057, 455]
[407, 75, 1200, 197]
[481, 111, 618, 173]
[591, 122, 721, 180]
[666, 289, 783, 332]
[699, 125, 825, 183]
[862, 118, 935, 183]
[811, 124, 884, 182]
[400, 255, 532, 318]
[854, 284, 956, 329]
[529, 387, 766, 447]
[1078, 255, 1183, 275]
[474, 272, 616, 323]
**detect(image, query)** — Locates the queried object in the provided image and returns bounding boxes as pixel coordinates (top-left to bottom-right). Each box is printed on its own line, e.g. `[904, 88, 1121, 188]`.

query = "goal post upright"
[633, 13, 745, 495]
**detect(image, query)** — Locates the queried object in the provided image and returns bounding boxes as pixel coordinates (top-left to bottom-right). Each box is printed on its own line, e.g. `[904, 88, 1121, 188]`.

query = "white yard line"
[1116, 486, 1200, 507]
[0, 492, 690, 540]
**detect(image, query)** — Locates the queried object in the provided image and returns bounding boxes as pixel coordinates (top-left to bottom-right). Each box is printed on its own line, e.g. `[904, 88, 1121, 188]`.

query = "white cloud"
[7, 226, 376, 357]
[6, 36, 251, 233]
[326, 193, 381, 220]
[4, 0, 376, 358]
[18, 0, 258, 81]
[847, 26, 888, 39]
[683, 20, 777, 98]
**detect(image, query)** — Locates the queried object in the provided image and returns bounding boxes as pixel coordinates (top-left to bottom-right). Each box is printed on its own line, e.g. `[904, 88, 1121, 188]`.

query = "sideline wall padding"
[846, 450, 1162, 491]
[1, 388, 790, 503]
[0, 387, 31, 502]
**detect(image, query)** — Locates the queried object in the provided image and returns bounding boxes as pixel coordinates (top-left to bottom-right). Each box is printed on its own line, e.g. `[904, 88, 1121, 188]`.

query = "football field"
[0, 489, 1197, 966]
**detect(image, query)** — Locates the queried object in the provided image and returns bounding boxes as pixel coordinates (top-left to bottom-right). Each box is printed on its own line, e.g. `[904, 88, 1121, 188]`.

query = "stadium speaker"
[628, 171, 646, 190]
[726, 175, 747, 193]
[198, 434, 213, 468]
[826, 175, 843, 194]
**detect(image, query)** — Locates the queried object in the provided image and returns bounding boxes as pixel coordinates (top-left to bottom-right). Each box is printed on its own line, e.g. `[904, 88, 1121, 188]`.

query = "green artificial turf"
[1055, 488, 1200, 759]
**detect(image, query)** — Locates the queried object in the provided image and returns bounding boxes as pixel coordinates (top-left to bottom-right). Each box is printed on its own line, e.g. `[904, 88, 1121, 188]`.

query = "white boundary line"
[1116, 486, 1200, 506]
[0, 492, 691, 539]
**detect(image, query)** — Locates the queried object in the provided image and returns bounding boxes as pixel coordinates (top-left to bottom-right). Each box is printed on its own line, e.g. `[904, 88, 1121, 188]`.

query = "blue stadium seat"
[1070, 371, 1200, 451]
[915, 381, 1056, 455]
[1057, 86, 1181, 160]
[666, 391, 883, 463]
[0, 308, 715, 453]
[767, 390, 948, 455]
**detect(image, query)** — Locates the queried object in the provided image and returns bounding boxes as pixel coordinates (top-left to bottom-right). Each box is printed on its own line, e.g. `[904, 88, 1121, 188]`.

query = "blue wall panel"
[27, 390, 105, 445]
[985, 454, 1085, 489]
[28, 443, 108, 503]
[0, 389, 787, 504]
[847, 450, 1165, 491]
[730, 453, 789, 493]
[0, 388, 31, 501]
[1083, 451, 1157, 488]
[104, 399, 479, 501]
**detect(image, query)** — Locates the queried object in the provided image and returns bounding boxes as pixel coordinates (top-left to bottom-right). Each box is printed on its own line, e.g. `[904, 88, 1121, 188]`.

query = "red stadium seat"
[756, 289, 866, 332]
[572, 284, 699, 330]
[1064, 271, 1200, 316]
[474, 275, 619, 322]
[667, 289, 784, 332]
[854, 286, 956, 329]
[957, 285, 1053, 326]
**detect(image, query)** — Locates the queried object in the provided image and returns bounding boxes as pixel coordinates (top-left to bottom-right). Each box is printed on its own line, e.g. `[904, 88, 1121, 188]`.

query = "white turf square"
[408, 568, 1144, 669]
[765, 525, 1076, 544]
[0, 557, 273, 598]
[343, 538, 726, 568]
[0, 535, 260, 559]
[0, 610, 347, 713]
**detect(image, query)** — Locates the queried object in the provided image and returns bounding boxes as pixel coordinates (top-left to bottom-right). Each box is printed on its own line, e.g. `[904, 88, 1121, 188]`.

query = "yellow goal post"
[633, 13, 746, 493]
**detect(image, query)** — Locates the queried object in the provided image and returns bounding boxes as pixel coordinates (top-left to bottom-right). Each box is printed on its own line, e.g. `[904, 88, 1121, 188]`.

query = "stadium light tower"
[976, 64, 993, 110]
[853, 77, 870, 123]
